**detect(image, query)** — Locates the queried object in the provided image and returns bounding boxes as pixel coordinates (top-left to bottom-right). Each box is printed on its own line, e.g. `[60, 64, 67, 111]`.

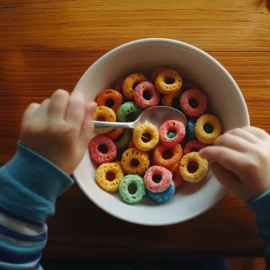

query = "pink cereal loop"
[143, 165, 172, 193]
[180, 89, 207, 117]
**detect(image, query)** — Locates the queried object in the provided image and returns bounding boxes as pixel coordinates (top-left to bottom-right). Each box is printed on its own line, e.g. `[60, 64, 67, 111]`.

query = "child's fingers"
[199, 146, 246, 173]
[210, 162, 244, 193]
[226, 128, 259, 143]
[79, 102, 97, 145]
[34, 99, 50, 118]
[214, 133, 252, 153]
[22, 103, 40, 123]
[243, 126, 269, 140]
[48, 89, 69, 120]
[65, 90, 85, 128]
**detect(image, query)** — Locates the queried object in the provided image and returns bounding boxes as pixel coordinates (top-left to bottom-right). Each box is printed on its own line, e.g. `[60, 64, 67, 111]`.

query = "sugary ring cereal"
[180, 89, 207, 117]
[150, 66, 169, 82]
[170, 163, 184, 188]
[134, 81, 160, 109]
[93, 106, 116, 134]
[195, 114, 222, 144]
[147, 182, 175, 203]
[186, 117, 197, 140]
[155, 69, 182, 94]
[121, 148, 149, 174]
[96, 89, 123, 112]
[133, 123, 159, 151]
[183, 140, 206, 155]
[143, 165, 172, 193]
[159, 120, 185, 147]
[153, 144, 182, 168]
[116, 101, 142, 122]
[106, 128, 124, 140]
[96, 162, 124, 192]
[119, 175, 146, 204]
[115, 129, 132, 149]
[179, 152, 208, 183]
[123, 73, 146, 100]
[89, 135, 117, 164]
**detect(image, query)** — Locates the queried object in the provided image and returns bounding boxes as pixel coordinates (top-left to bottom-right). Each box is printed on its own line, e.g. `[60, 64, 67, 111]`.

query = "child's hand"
[20, 89, 96, 175]
[200, 126, 270, 201]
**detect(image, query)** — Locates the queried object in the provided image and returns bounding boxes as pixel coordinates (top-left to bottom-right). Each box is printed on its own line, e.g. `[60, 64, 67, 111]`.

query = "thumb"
[210, 162, 243, 197]
[79, 101, 97, 146]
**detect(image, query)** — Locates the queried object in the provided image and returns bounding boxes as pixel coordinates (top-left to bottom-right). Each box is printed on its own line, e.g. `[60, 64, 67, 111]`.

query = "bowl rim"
[73, 38, 250, 226]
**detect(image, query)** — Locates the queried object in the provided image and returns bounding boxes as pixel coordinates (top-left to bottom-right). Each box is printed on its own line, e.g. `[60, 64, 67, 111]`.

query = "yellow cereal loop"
[155, 69, 182, 94]
[179, 152, 208, 183]
[122, 73, 146, 100]
[150, 66, 170, 82]
[133, 123, 159, 151]
[93, 106, 116, 134]
[195, 114, 222, 144]
[121, 148, 149, 175]
[96, 163, 124, 192]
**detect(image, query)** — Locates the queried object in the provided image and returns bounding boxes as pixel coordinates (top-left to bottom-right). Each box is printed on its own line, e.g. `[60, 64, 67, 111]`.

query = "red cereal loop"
[143, 165, 172, 193]
[180, 89, 207, 117]
[134, 81, 160, 109]
[183, 140, 206, 155]
[89, 135, 117, 164]
[159, 120, 185, 147]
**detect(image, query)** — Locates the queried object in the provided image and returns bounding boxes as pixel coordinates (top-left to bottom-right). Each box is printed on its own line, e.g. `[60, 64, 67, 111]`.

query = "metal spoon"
[93, 106, 187, 131]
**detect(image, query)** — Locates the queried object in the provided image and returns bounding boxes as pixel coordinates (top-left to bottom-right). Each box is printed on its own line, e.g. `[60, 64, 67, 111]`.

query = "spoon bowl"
[93, 106, 187, 131]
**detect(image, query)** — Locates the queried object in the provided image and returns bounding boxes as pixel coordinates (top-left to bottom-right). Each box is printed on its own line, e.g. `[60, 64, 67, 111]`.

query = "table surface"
[0, 0, 270, 259]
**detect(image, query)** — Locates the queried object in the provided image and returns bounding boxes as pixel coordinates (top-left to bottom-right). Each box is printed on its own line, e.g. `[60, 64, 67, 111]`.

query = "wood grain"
[0, 0, 269, 259]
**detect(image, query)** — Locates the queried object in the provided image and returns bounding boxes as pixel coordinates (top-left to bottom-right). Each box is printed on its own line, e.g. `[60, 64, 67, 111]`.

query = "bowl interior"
[74, 39, 249, 225]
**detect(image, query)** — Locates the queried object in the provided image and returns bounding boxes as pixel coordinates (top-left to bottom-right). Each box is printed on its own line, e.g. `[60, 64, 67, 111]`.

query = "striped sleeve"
[0, 143, 74, 269]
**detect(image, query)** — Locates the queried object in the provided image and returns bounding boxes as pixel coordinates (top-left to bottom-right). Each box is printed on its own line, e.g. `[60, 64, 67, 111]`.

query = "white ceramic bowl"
[74, 38, 249, 226]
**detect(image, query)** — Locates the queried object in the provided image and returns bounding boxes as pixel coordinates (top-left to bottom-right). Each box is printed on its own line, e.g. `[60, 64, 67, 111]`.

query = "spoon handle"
[93, 121, 133, 130]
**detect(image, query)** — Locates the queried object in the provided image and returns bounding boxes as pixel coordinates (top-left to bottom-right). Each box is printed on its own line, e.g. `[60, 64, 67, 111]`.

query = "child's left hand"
[20, 89, 96, 175]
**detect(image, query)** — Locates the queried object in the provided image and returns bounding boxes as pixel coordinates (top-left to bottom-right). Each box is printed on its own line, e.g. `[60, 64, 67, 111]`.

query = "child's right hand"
[200, 126, 270, 201]
[20, 89, 96, 175]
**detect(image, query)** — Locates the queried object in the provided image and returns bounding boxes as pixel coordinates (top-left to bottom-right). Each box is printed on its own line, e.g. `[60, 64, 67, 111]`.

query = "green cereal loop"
[119, 175, 146, 204]
[116, 101, 142, 122]
[115, 129, 132, 149]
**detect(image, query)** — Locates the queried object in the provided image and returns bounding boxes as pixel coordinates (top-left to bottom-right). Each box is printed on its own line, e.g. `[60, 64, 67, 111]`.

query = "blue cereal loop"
[186, 117, 197, 140]
[147, 181, 175, 203]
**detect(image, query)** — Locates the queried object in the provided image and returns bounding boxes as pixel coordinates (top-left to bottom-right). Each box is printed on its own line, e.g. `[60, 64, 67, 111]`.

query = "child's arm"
[200, 126, 270, 267]
[0, 89, 96, 269]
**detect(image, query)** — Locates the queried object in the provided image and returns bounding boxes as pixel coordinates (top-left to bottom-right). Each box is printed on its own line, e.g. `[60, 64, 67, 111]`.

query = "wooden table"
[0, 0, 270, 259]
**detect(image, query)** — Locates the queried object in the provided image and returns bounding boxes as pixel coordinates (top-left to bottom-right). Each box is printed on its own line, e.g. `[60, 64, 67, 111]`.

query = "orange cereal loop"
[150, 66, 170, 82]
[128, 139, 136, 149]
[121, 148, 149, 175]
[133, 123, 159, 152]
[170, 163, 184, 188]
[155, 69, 182, 94]
[96, 89, 123, 112]
[123, 73, 147, 100]
[93, 106, 116, 134]
[179, 152, 208, 183]
[153, 144, 182, 168]
[106, 128, 124, 140]
[95, 162, 124, 192]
